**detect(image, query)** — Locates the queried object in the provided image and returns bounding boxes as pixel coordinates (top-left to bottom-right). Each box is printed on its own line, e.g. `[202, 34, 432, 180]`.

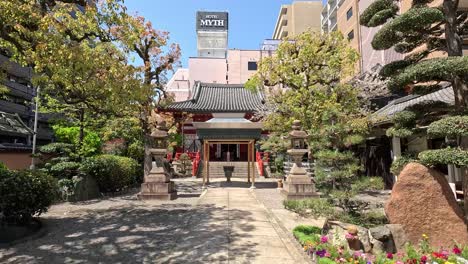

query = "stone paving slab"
[0, 179, 309, 264]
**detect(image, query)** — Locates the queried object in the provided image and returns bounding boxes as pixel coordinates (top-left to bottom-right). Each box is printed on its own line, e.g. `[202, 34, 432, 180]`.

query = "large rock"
[385, 162, 468, 247]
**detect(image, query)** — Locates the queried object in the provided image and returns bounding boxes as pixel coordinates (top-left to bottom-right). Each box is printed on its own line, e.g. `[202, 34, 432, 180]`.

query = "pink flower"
[396, 261, 404, 264]
[325, 252, 331, 257]
[387, 253, 393, 259]
[345, 233, 355, 240]
[420, 255, 428, 263]
[320, 235, 329, 243]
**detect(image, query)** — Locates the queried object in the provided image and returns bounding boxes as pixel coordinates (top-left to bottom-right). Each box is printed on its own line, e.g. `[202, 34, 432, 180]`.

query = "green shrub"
[39, 142, 74, 155]
[335, 210, 388, 228]
[351, 177, 385, 192]
[0, 162, 7, 171]
[52, 125, 102, 157]
[419, 148, 468, 167]
[293, 225, 322, 245]
[390, 154, 417, 176]
[49, 161, 81, 179]
[427, 115, 468, 138]
[284, 198, 336, 218]
[80, 154, 139, 193]
[126, 140, 144, 162]
[0, 169, 58, 224]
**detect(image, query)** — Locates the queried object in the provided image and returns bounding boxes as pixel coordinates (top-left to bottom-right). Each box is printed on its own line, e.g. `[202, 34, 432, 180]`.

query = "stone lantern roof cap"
[289, 120, 308, 139]
[151, 121, 168, 139]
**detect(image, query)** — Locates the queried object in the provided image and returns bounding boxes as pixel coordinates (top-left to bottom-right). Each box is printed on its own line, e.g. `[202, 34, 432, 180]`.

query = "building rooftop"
[373, 85, 454, 121]
[164, 82, 265, 113]
[0, 111, 33, 136]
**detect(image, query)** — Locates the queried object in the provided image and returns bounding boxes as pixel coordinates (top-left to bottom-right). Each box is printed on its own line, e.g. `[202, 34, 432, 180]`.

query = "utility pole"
[30, 85, 40, 169]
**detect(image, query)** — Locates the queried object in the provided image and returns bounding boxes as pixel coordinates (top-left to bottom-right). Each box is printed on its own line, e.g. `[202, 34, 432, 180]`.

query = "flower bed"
[293, 225, 468, 264]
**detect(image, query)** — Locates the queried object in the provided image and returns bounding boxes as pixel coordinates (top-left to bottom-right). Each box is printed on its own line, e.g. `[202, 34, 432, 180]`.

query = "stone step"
[199, 161, 261, 178]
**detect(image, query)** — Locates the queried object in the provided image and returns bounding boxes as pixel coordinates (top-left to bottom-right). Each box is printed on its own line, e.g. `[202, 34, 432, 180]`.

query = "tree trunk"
[78, 108, 85, 154]
[443, 0, 468, 109]
[444, 0, 468, 219]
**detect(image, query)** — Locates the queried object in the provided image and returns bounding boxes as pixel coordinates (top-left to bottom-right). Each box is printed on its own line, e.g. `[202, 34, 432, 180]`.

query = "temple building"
[162, 82, 266, 182]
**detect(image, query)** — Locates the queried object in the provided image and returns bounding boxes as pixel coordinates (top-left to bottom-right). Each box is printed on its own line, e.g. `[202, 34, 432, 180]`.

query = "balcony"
[0, 100, 31, 118]
[3, 80, 33, 100]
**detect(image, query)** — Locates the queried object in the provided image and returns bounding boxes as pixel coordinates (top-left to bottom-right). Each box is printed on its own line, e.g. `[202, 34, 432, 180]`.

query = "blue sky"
[124, 0, 318, 68]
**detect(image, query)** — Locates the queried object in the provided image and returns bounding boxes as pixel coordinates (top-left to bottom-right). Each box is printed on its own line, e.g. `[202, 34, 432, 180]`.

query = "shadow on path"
[0, 204, 258, 263]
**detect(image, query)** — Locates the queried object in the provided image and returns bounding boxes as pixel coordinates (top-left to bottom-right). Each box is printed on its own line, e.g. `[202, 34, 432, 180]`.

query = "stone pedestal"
[281, 149, 320, 200]
[138, 149, 177, 200]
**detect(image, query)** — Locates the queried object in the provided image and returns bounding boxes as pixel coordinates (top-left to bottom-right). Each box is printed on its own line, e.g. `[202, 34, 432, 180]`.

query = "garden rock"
[72, 175, 100, 201]
[324, 221, 372, 253]
[369, 236, 385, 255]
[385, 163, 468, 248]
[385, 224, 407, 252]
[369, 225, 396, 253]
[369, 225, 391, 241]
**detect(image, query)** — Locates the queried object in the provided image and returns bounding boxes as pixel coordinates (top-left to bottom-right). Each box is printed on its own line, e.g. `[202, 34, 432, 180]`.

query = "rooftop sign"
[196, 11, 228, 31]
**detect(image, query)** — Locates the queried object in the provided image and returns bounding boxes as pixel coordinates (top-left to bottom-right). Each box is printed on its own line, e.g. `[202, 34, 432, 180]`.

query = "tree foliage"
[247, 31, 371, 214]
[246, 31, 365, 152]
[360, 0, 468, 109]
[426, 115, 468, 138]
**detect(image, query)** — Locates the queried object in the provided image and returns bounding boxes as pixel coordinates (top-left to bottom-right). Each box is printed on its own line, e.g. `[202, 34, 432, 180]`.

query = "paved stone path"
[195, 188, 306, 263]
[0, 181, 308, 264]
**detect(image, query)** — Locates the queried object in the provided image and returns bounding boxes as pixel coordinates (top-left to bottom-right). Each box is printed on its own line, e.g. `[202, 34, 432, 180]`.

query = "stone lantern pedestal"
[137, 122, 177, 200]
[138, 149, 177, 200]
[281, 149, 320, 200]
[281, 120, 320, 200]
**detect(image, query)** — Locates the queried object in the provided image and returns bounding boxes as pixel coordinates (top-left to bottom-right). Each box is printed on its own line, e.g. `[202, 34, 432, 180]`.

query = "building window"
[346, 7, 353, 20]
[248, 61, 258, 71]
[347, 30, 354, 40]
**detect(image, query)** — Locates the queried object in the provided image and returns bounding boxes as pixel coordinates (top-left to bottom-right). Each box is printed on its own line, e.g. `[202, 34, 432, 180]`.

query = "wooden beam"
[206, 140, 210, 184]
[251, 140, 255, 188]
[203, 140, 207, 186]
[247, 142, 251, 183]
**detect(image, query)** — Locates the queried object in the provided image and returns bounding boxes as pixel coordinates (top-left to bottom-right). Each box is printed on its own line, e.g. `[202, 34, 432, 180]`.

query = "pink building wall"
[167, 49, 275, 101]
[188, 57, 226, 86]
[227, 50, 265, 84]
[166, 68, 191, 101]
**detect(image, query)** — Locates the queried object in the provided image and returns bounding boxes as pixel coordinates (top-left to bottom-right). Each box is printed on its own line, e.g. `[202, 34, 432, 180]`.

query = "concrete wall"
[273, 1, 322, 39]
[291, 1, 323, 34]
[0, 152, 32, 170]
[188, 57, 227, 86]
[337, 0, 361, 73]
[407, 135, 429, 154]
[227, 50, 263, 84]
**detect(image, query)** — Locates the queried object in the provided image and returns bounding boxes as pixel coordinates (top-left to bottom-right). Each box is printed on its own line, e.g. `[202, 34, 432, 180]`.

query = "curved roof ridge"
[162, 82, 265, 113]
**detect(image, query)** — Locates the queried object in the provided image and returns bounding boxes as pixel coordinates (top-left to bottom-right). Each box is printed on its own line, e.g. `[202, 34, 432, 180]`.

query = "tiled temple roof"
[373, 85, 454, 122]
[0, 111, 33, 136]
[164, 82, 265, 113]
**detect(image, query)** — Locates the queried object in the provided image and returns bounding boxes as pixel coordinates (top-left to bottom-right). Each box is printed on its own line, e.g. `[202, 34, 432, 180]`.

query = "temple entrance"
[208, 143, 248, 161]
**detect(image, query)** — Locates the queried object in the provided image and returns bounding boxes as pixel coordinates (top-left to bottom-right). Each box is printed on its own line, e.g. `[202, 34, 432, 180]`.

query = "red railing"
[192, 151, 201, 176]
[256, 152, 270, 177]
[167, 152, 198, 161]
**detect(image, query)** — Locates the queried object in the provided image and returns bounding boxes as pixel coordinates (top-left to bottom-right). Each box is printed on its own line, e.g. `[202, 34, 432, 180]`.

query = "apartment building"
[0, 53, 53, 169]
[272, 1, 322, 39]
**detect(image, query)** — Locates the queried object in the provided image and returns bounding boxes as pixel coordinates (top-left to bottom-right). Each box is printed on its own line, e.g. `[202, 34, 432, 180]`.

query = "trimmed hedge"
[80, 155, 139, 193]
[419, 148, 468, 167]
[0, 169, 58, 224]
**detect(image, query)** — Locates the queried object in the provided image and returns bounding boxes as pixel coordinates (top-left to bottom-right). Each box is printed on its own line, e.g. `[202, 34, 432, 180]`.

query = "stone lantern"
[137, 121, 177, 200]
[281, 120, 320, 200]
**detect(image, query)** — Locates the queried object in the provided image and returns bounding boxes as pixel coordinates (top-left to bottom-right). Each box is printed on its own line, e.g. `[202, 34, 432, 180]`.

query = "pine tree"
[360, 0, 468, 110]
